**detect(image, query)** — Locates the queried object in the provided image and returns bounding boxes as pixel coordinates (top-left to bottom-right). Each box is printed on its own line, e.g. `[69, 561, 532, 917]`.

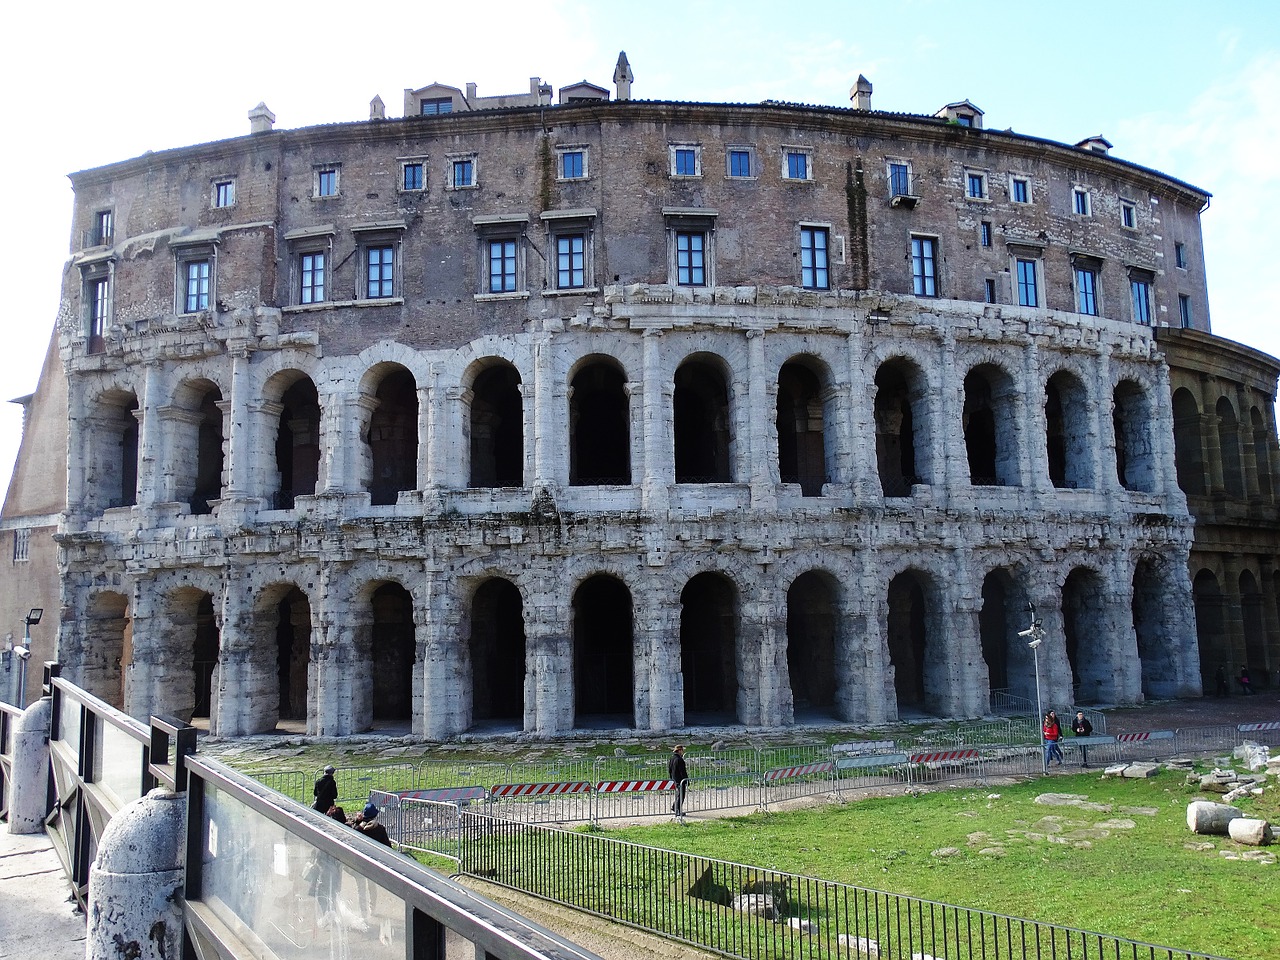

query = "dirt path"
[1098, 690, 1280, 733]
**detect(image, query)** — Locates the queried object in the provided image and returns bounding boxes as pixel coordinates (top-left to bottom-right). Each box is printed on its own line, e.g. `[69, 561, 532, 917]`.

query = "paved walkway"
[0, 830, 85, 960]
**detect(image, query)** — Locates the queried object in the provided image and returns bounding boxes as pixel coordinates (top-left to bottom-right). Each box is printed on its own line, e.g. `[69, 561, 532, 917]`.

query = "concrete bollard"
[87, 788, 187, 960]
[1186, 800, 1243, 835]
[7, 697, 52, 834]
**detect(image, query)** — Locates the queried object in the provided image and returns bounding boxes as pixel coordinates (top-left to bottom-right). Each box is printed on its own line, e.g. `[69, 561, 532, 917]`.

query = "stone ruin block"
[1187, 800, 1243, 835]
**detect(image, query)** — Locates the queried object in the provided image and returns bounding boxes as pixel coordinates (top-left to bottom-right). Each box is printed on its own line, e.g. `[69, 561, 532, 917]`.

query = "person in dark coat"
[668, 745, 689, 817]
[354, 802, 392, 847]
[313, 765, 338, 813]
[1071, 710, 1094, 767]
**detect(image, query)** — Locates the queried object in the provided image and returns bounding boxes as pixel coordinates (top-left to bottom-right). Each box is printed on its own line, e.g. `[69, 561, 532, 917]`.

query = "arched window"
[674, 358, 732, 483]
[469, 364, 524, 488]
[570, 360, 630, 485]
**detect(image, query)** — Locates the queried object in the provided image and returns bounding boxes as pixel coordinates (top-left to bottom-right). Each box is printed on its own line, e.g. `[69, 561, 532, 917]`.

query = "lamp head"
[25, 608, 42, 626]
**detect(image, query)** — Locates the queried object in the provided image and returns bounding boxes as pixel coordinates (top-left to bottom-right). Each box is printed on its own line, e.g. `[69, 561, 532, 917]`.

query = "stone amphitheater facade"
[50, 63, 1265, 738]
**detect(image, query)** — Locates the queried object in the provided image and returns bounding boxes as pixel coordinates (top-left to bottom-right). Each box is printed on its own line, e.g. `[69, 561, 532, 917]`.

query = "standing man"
[1071, 710, 1094, 767]
[313, 764, 338, 813]
[668, 745, 688, 818]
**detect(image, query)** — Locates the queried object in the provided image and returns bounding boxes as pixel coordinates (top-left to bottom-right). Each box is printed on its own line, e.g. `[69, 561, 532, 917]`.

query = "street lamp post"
[1019, 603, 1045, 771]
[15, 607, 42, 709]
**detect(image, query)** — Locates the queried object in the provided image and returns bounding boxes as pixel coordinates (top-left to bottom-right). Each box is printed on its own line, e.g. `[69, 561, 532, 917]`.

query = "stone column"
[843, 327, 872, 500]
[1025, 569, 1073, 710]
[311, 569, 357, 737]
[1154, 363, 1186, 506]
[745, 330, 777, 509]
[748, 566, 788, 725]
[1104, 551, 1142, 704]
[415, 384, 431, 493]
[1198, 376, 1225, 493]
[135, 363, 164, 508]
[246, 399, 282, 503]
[65, 381, 89, 523]
[641, 330, 672, 512]
[210, 580, 271, 736]
[525, 595, 570, 735]
[1237, 383, 1261, 499]
[1221, 555, 1246, 670]
[532, 331, 562, 490]
[7, 697, 52, 834]
[855, 547, 895, 724]
[419, 572, 467, 739]
[222, 350, 251, 498]
[941, 549, 989, 718]
[1095, 342, 1117, 496]
[938, 330, 960, 503]
[1022, 338, 1047, 500]
[640, 587, 682, 731]
[123, 586, 162, 724]
[318, 392, 352, 495]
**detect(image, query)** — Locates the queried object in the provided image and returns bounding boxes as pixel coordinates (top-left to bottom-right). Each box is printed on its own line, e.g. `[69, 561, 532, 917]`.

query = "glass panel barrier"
[97, 721, 146, 807]
[199, 783, 405, 960]
[58, 698, 81, 753]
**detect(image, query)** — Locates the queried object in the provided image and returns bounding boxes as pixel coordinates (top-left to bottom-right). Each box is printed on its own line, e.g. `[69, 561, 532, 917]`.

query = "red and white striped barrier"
[1239, 721, 1280, 732]
[764, 762, 834, 782]
[595, 780, 676, 793]
[1115, 730, 1174, 742]
[909, 749, 979, 764]
[395, 786, 486, 803]
[489, 781, 592, 799]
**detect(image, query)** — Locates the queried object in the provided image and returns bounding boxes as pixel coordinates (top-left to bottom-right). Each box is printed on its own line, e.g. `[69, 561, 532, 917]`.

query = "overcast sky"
[2, 0, 1277, 502]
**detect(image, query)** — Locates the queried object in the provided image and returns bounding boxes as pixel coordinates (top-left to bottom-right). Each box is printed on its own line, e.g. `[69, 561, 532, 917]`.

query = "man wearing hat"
[312, 764, 338, 813]
[354, 802, 392, 847]
[668, 745, 688, 817]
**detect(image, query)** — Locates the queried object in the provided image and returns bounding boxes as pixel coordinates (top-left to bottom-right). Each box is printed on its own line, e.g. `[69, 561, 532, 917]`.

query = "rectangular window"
[556, 234, 586, 289]
[94, 210, 113, 245]
[403, 162, 424, 191]
[1075, 267, 1098, 315]
[911, 236, 937, 297]
[966, 172, 986, 199]
[984, 278, 997, 303]
[1073, 188, 1091, 216]
[1120, 200, 1136, 229]
[1016, 258, 1039, 307]
[488, 239, 518, 293]
[1131, 278, 1152, 324]
[980, 221, 992, 247]
[1179, 294, 1192, 328]
[452, 159, 474, 188]
[12, 527, 29, 563]
[728, 149, 752, 178]
[785, 150, 810, 180]
[184, 259, 211, 312]
[889, 162, 911, 197]
[317, 168, 338, 197]
[300, 252, 326, 304]
[421, 97, 452, 115]
[89, 277, 110, 337]
[366, 246, 395, 299]
[1175, 242, 1187, 269]
[674, 148, 698, 177]
[213, 180, 235, 208]
[1011, 177, 1029, 203]
[560, 150, 585, 180]
[800, 226, 829, 290]
[676, 231, 706, 286]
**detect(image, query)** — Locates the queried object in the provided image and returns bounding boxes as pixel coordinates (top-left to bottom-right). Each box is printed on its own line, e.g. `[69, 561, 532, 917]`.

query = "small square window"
[727, 148, 753, 178]
[980, 221, 992, 247]
[316, 168, 339, 198]
[966, 172, 987, 200]
[800, 226, 829, 290]
[1175, 242, 1187, 269]
[450, 157, 476, 189]
[1073, 188, 1091, 216]
[670, 144, 701, 179]
[911, 236, 937, 297]
[1120, 200, 1136, 229]
[402, 162, 424, 191]
[559, 149, 587, 180]
[784, 149, 812, 181]
[213, 180, 235, 208]
[12, 527, 30, 563]
[1011, 177, 1029, 203]
[1179, 294, 1192, 328]
[299, 251, 326, 304]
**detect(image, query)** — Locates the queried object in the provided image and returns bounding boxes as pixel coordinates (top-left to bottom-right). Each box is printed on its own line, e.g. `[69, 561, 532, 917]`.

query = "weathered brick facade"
[36, 65, 1277, 734]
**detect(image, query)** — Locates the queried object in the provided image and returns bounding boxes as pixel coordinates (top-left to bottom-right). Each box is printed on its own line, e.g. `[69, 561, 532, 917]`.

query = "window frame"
[1072, 187, 1092, 216]
[783, 146, 814, 182]
[92, 209, 114, 247]
[284, 225, 336, 308]
[541, 209, 598, 294]
[887, 160, 913, 198]
[12, 526, 30, 563]
[1175, 242, 1188, 269]
[799, 224, 830, 290]
[910, 235, 938, 298]
[726, 146, 756, 179]
[1120, 199, 1137, 229]
[212, 179, 236, 209]
[1013, 254, 1041, 308]
[299, 249, 327, 305]
[669, 143, 702, 178]
[1074, 265, 1099, 316]
[400, 159, 426, 193]
[173, 242, 217, 315]
[1179, 294, 1192, 328]
[965, 170, 988, 201]
[984, 278, 997, 304]
[663, 208, 717, 288]
[80, 257, 113, 344]
[1129, 271, 1153, 324]
[448, 153, 478, 190]
[474, 215, 530, 299]
[420, 96, 453, 116]
[1009, 175, 1031, 204]
[556, 146, 589, 181]
[351, 223, 406, 302]
[980, 221, 992, 247]
[314, 165, 340, 199]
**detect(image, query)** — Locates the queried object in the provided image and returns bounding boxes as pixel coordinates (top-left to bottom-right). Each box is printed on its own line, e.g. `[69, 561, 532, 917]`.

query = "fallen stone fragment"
[1033, 794, 1111, 811]
[734, 894, 777, 919]
[1184, 841, 1215, 851]
[931, 847, 961, 858]
[1187, 800, 1243, 835]
[788, 917, 817, 934]
[1227, 818, 1274, 846]
[836, 934, 880, 957]
[1240, 851, 1277, 864]
[1122, 762, 1159, 779]
[1095, 818, 1136, 830]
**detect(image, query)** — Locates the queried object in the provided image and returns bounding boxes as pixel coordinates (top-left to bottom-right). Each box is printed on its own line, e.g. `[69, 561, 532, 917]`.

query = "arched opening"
[1045, 370, 1091, 489]
[366, 368, 419, 506]
[1114, 380, 1156, 492]
[1240, 571, 1268, 691]
[874, 360, 928, 496]
[674, 358, 732, 483]
[978, 569, 1017, 698]
[469, 578, 525, 726]
[193, 593, 219, 719]
[680, 572, 739, 722]
[963, 364, 1018, 486]
[886, 571, 931, 714]
[275, 587, 312, 723]
[1192, 569, 1226, 693]
[83, 591, 130, 710]
[786, 570, 839, 719]
[1217, 397, 1244, 498]
[371, 582, 415, 723]
[87, 390, 139, 513]
[1251, 407, 1273, 501]
[1172, 388, 1205, 495]
[570, 360, 630, 485]
[469, 364, 524, 488]
[171, 381, 225, 515]
[776, 360, 828, 497]
[163, 587, 220, 722]
[1132, 557, 1179, 699]
[1061, 567, 1107, 703]
[275, 377, 321, 508]
[572, 575, 634, 727]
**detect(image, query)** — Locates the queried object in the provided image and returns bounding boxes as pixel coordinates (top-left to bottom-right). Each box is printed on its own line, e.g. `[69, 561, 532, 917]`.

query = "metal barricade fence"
[1112, 730, 1178, 763]
[1174, 725, 1238, 757]
[332, 760, 417, 807]
[416, 757, 512, 793]
[254, 769, 313, 804]
[393, 796, 468, 861]
[758, 743, 837, 807]
[486, 781, 596, 824]
[1236, 720, 1280, 748]
[904, 746, 987, 786]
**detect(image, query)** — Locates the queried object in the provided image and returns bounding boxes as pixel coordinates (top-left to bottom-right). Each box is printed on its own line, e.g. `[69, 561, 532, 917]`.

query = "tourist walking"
[1042, 711, 1064, 769]
[668, 745, 688, 817]
[313, 764, 338, 813]
[1238, 668, 1253, 695]
[1071, 710, 1094, 767]
[1215, 665, 1230, 697]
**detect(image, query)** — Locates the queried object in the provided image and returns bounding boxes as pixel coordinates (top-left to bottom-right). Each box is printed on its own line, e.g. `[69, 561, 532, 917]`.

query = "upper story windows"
[541, 208, 597, 293]
[784, 147, 813, 182]
[1072, 187, 1091, 216]
[420, 97, 453, 115]
[980, 221, 992, 247]
[557, 146, 588, 180]
[314, 165, 340, 199]
[284, 225, 335, 308]
[449, 154, 478, 189]
[1129, 268, 1154, 324]
[664, 208, 716, 288]
[85, 209, 113, 248]
[300, 251, 326, 304]
[887, 160, 917, 207]
[1010, 176, 1030, 204]
[965, 171, 988, 200]
[1073, 259, 1100, 316]
[80, 257, 112, 352]
[1175, 242, 1188, 269]
[1120, 199, 1137, 229]
[11, 526, 29, 563]
[212, 179, 236, 209]
[910, 235, 938, 297]
[401, 159, 426, 192]
[1179, 294, 1193, 328]
[727, 147, 755, 179]
[671, 144, 701, 178]
[173, 241, 216, 314]
[799, 225, 830, 290]
[352, 223, 405, 301]
[1011, 249, 1042, 308]
[473, 214, 529, 298]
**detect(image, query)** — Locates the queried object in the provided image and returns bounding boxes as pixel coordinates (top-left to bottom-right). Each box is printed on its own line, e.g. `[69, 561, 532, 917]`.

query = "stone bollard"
[1227, 818, 1274, 846]
[7, 697, 52, 834]
[1186, 800, 1243, 835]
[87, 788, 187, 960]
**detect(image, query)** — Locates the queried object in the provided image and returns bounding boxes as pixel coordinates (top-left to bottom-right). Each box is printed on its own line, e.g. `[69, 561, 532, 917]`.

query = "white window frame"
[351, 223, 406, 302]
[556, 145, 589, 181]
[1120, 199, 1137, 230]
[663, 207, 717, 288]
[212, 179, 236, 209]
[669, 143, 702, 178]
[910, 234, 939, 298]
[799, 222, 832, 290]
[173, 241, 217, 315]
[447, 153, 479, 190]
[313, 165, 341, 199]
[400, 158, 427, 193]
[474, 215, 530, 300]
[886, 159, 915, 201]
[541, 209, 598, 294]
[1009, 175, 1031, 204]
[1072, 187, 1092, 216]
[726, 145, 756, 179]
[782, 146, 814, 182]
[965, 169, 988, 201]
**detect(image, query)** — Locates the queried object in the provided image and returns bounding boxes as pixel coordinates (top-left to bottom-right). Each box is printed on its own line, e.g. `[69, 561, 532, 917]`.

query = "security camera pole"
[1018, 603, 1046, 771]
[16, 608, 42, 709]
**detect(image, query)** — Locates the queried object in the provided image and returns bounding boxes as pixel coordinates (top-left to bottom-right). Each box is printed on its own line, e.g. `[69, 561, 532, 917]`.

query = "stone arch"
[1217, 396, 1244, 497]
[468, 577, 526, 728]
[978, 567, 1033, 706]
[1045, 369, 1092, 489]
[83, 590, 130, 709]
[776, 356, 831, 497]
[264, 371, 321, 509]
[170, 377, 225, 515]
[1192, 569, 1227, 693]
[572, 573, 634, 727]
[963, 363, 1019, 487]
[1132, 555, 1182, 699]
[86, 388, 139, 513]
[1172, 388, 1205, 495]
[467, 360, 524, 488]
[1251, 406, 1273, 501]
[875, 356, 932, 495]
[1239, 570, 1268, 690]
[1114, 379, 1156, 493]
[362, 363, 419, 506]
[785, 569, 840, 719]
[160, 586, 219, 722]
[1061, 566, 1107, 703]
[885, 568, 944, 715]
[680, 571, 740, 723]
[569, 356, 631, 485]
[369, 581, 416, 724]
[674, 354, 733, 483]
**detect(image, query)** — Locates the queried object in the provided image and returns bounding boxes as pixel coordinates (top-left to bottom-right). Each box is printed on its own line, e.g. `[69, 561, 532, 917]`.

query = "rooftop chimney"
[369, 95, 385, 120]
[248, 102, 276, 134]
[614, 51, 633, 101]
[466, 82, 478, 102]
[850, 75, 872, 111]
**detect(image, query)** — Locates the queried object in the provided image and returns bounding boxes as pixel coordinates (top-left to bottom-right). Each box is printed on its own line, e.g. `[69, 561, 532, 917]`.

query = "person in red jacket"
[1042, 710, 1064, 768]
